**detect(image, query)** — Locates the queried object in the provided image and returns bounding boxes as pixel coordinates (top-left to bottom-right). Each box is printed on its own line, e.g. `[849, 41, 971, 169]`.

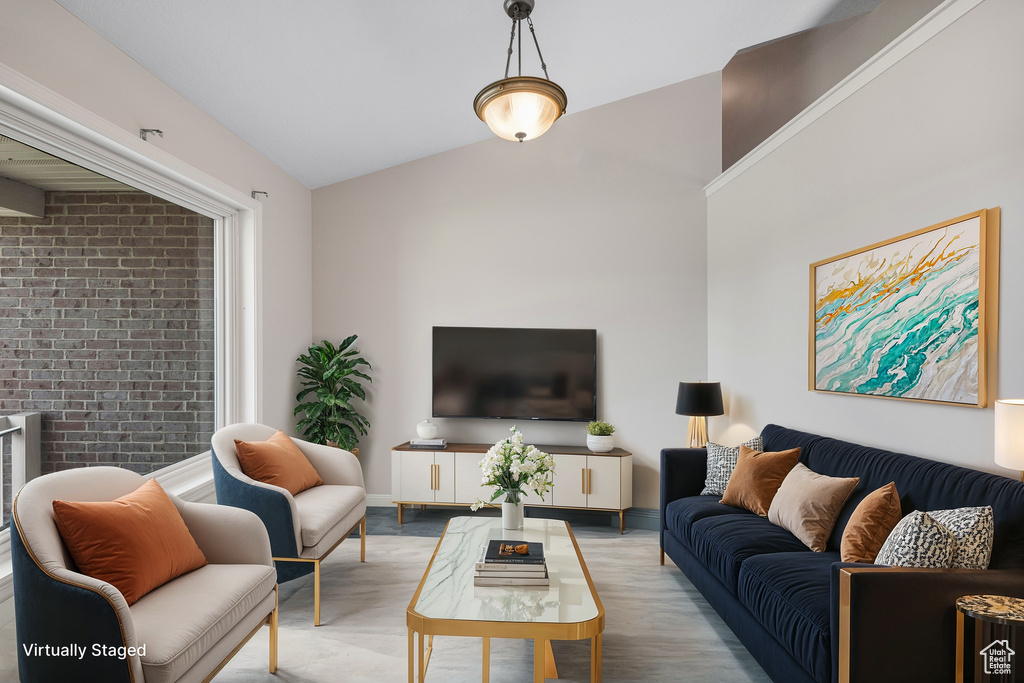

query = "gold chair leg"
[314, 559, 321, 626]
[269, 587, 279, 673]
[361, 515, 366, 562]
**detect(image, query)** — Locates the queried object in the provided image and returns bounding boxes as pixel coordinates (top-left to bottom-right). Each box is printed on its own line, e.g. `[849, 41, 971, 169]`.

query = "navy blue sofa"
[660, 424, 1024, 683]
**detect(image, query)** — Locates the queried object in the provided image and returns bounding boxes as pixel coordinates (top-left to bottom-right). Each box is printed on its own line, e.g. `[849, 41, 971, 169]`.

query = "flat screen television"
[432, 326, 597, 421]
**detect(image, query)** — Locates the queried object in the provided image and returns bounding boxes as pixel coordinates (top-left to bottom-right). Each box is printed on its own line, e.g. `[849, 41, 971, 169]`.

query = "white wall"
[707, 0, 1024, 474]
[0, 0, 313, 430]
[312, 74, 721, 508]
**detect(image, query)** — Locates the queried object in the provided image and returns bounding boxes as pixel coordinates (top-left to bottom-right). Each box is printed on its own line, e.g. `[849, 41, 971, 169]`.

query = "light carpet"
[216, 528, 772, 683]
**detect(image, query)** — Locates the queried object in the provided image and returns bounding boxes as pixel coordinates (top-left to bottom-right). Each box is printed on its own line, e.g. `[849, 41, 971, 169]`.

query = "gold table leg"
[418, 631, 425, 682]
[956, 611, 964, 683]
[534, 639, 546, 683]
[482, 636, 490, 683]
[591, 633, 602, 682]
[408, 629, 414, 683]
[545, 640, 558, 679]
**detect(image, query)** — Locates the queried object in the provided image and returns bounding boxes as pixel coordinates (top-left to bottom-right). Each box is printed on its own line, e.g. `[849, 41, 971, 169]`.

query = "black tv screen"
[432, 327, 597, 421]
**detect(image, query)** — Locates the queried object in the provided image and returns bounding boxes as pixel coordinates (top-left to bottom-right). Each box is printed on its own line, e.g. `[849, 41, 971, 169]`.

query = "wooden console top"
[392, 442, 631, 457]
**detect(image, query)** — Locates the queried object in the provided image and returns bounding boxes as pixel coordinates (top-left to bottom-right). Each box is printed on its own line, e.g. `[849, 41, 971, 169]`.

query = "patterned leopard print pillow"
[701, 436, 763, 496]
[927, 506, 994, 569]
[875, 511, 954, 568]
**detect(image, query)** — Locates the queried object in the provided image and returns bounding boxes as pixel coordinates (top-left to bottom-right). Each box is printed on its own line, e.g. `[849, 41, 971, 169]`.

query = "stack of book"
[474, 540, 549, 587]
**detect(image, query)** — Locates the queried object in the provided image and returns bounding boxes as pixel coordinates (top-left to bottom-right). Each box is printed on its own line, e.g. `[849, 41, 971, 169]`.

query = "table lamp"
[676, 381, 724, 448]
[995, 399, 1024, 481]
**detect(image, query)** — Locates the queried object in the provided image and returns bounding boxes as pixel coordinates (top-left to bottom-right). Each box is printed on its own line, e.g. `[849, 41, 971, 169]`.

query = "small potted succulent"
[586, 420, 615, 452]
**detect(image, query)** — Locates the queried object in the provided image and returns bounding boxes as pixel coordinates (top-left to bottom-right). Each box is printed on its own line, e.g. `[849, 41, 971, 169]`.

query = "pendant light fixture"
[473, 0, 567, 143]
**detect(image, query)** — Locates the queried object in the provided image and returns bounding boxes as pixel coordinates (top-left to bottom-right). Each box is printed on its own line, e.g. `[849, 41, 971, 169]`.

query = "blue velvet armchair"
[211, 422, 367, 626]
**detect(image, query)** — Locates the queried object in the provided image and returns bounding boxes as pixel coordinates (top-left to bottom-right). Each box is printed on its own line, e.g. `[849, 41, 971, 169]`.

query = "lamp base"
[687, 416, 709, 449]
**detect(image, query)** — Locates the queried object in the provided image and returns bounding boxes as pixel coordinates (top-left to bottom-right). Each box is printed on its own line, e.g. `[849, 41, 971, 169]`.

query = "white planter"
[502, 501, 524, 530]
[587, 434, 614, 452]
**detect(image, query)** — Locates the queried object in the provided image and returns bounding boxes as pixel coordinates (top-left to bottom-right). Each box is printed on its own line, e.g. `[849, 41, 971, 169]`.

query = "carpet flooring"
[1, 507, 773, 682]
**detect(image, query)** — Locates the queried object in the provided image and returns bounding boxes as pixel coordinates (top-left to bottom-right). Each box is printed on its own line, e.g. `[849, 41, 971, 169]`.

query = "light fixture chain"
[526, 17, 550, 80]
[504, 17, 517, 79]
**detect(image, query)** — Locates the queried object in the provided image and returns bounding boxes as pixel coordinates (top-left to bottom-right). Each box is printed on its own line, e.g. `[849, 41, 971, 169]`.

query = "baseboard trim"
[624, 508, 659, 531]
[367, 494, 396, 507]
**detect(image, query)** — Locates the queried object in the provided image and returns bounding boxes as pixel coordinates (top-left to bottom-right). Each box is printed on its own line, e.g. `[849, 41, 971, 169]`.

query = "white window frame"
[0, 63, 261, 428]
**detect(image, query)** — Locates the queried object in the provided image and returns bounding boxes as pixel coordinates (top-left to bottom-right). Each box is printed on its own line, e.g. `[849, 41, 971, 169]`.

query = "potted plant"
[586, 420, 615, 452]
[294, 335, 372, 455]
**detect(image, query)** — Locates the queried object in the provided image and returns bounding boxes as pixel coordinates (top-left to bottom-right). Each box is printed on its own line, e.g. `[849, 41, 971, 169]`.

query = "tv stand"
[391, 442, 633, 533]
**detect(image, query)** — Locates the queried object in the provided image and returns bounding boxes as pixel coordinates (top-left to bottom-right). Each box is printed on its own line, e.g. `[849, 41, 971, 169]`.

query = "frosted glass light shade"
[994, 399, 1024, 469]
[474, 76, 567, 142]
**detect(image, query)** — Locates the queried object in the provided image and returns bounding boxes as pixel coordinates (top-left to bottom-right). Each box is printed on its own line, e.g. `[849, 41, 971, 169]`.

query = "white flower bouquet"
[471, 426, 555, 509]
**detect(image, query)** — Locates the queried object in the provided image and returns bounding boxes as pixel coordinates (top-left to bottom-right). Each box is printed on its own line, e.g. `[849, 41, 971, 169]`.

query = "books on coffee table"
[474, 541, 549, 587]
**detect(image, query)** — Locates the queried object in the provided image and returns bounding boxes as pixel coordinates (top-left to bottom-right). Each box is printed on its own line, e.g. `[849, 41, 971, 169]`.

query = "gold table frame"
[406, 519, 605, 682]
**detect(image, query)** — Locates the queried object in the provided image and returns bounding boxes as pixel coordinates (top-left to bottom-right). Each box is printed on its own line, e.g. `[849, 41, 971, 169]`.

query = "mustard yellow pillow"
[52, 479, 207, 605]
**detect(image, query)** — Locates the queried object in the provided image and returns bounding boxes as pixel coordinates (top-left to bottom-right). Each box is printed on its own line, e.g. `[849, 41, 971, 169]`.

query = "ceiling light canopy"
[473, 0, 567, 143]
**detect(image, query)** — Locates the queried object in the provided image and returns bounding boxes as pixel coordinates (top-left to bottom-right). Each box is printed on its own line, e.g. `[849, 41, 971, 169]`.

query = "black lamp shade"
[675, 382, 724, 417]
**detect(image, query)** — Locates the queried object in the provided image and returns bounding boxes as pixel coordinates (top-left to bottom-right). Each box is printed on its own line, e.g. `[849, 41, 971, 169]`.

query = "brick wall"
[0, 191, 215, 522]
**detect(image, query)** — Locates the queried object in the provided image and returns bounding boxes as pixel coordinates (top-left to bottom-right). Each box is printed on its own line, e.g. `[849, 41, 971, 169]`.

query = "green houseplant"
[294, 336, 372, 452]
[586, 420, 615, 453]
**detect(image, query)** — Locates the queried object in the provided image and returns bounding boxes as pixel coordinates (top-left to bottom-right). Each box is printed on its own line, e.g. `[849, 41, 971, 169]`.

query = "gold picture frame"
[809, 208, 999, 408]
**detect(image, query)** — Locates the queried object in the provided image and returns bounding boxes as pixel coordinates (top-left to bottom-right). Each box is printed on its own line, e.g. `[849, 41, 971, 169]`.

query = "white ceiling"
[54, 0, 882, 190]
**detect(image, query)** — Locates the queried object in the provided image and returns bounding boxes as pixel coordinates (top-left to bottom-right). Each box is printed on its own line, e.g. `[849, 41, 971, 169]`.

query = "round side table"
[957, 595, 1024, 682]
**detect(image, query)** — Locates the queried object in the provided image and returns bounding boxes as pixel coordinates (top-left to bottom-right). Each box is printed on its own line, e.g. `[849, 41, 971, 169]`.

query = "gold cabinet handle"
[581, 467, 586, 495]
[432, 463, 438, 490]
[587, 468, 592, 495]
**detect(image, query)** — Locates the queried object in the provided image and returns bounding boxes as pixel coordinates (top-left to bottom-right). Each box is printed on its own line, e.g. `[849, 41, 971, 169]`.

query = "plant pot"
[502, 501, 524, 530]
[326, 441, 359, 459]
[587, 434, 614, 452]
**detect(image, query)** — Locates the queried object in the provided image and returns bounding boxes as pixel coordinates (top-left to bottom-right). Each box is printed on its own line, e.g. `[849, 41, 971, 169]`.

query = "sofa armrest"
[295, 440, 365, 488]
[831, 563, 1024, 683]
[179, 500, 274, 566]
[660, 448, 707, 548]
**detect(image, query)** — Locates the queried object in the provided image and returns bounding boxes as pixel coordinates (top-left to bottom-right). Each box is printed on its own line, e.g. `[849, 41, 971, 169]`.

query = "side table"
[957, 595, 1024, 682]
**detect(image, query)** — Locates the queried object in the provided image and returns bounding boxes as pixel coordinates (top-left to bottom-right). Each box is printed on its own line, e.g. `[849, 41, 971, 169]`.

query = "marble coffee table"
[406, 516, 605, 682]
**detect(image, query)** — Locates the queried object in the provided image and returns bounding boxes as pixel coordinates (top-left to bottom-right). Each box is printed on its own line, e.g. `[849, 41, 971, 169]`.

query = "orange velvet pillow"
[234, 430, 323, 496]
[52, 479, 207, 605]
[719, 445, 802, 517]
[841, 482, 902, 563]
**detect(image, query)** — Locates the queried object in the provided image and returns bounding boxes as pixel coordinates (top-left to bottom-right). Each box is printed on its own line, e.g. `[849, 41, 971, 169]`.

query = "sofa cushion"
[234, 430, 323, 496]
[51, 479, 207, 605]
[132, 563, 276, 683]
[293, 484, 367, 548]
[768, 463, 859, 552]
[841, 482, 902, 563]
[664, 496, 752, 547]
[720, 445, 802, 517]
[701, 436, 763, 496]
[689, 514, 809, 593]
[876, 511, 954, 568]
[928, 506, 994, 569]
[738, 552, 836, 683]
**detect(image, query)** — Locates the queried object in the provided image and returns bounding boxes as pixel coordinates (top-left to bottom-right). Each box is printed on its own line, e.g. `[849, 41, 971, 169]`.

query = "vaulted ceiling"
[54, 0, 883, 189]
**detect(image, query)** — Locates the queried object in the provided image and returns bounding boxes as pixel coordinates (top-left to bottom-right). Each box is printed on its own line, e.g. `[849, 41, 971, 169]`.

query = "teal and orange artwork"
[811, 211, 988, 406]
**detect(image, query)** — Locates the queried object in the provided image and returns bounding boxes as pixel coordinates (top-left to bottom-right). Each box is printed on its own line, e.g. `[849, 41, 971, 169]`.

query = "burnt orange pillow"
[52, 479, 207, 605]
[841, 482, 902, 563]
[720, 445, 801, 517]
[234, 430, 323, 495]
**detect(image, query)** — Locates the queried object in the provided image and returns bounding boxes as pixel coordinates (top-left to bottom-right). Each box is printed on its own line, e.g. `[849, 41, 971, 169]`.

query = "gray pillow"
[701, 436, 763, 496]
[875, 511, 954, 568]
[928, 506, 994, 569]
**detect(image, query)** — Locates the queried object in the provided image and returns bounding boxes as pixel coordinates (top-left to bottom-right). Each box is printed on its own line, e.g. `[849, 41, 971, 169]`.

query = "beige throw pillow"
[767, 463, 860, 552]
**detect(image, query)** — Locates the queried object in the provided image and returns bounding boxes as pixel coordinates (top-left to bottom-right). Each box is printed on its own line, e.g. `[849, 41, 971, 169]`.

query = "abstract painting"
[810, 210, 993, 407]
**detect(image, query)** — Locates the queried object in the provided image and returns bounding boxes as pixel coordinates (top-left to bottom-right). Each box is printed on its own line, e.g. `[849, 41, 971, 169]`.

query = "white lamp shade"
[474, 76, 567, 143]
[994, 399, 1024, 469]
[482, 90, 561, 142]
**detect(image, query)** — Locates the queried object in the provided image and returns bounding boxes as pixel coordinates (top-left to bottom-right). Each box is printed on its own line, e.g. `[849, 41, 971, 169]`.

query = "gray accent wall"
[707, 0, 1024, 474]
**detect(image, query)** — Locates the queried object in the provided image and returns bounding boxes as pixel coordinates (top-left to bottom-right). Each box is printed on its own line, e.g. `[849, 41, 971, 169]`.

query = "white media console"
[391, 442, 634, 533]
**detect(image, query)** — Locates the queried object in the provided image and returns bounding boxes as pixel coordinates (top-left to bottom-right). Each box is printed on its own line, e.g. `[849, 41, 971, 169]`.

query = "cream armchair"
[11, 466, 278, 683]
[211, 423, 367, 626]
